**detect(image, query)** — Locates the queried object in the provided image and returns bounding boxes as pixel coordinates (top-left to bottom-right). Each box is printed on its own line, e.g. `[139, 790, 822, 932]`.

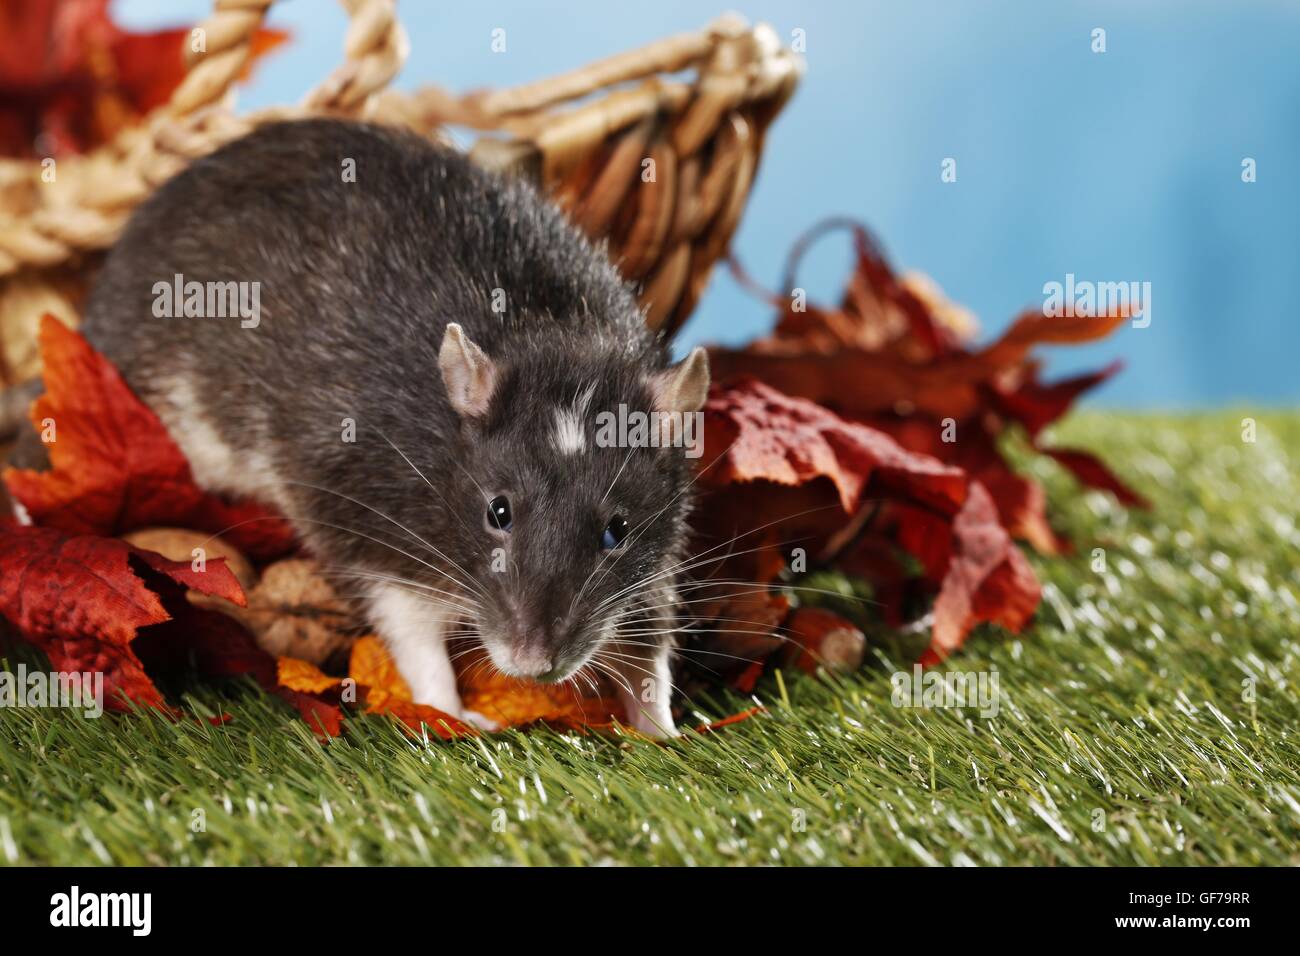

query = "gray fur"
[68, 119, 697, 729]
[0, 378, 43, 445]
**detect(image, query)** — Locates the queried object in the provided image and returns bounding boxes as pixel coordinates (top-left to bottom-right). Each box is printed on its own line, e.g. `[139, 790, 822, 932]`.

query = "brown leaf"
[699, 377, 968, 515]
[695, 378, 1042, 663]
[923, 483, 1041, 664]
[239, 559, 357, 665]
[712, 219, 1145, 551]
[782, 607, 866, 674]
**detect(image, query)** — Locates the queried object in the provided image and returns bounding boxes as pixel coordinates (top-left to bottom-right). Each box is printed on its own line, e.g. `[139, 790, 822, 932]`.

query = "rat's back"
[76, 119, 655, 503]
[84, 119, 647, 391]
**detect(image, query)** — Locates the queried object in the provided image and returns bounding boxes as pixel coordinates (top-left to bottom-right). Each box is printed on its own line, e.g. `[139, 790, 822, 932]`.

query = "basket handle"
[167, 0, 408, 119]
[468, 14, 750, 119]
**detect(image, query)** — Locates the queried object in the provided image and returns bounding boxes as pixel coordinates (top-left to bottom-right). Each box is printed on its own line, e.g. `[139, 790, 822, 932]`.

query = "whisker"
[589, 503, 846, 616]
[320, 567, 483, 610]
[585, 656, 636, 698]
[575, 441, 741, 605]
[610, 639, 791, 665]
[282, 478, 488, 600]
[375, 428, 486, 545]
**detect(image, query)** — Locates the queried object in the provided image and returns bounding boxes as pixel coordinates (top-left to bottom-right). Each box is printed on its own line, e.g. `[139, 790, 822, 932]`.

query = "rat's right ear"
[438, 323, 497, 419]
[649, 346, 710, 414]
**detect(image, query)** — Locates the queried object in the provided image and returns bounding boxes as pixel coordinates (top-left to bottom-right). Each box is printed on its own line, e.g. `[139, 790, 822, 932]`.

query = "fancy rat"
[54, 119, 711, 734]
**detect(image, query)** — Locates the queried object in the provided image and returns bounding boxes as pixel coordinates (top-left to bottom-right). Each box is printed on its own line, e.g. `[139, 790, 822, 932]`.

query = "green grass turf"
[1, 411, 1298, 865]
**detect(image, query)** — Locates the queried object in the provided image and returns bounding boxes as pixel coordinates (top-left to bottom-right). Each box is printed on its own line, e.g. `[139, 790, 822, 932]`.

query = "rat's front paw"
[457, 708, 499, 732]
[625, 706, 679, 739]
[408, 688, 497, 731]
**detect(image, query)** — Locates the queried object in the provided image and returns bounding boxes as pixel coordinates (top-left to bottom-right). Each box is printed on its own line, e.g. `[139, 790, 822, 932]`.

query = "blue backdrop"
[120, 0, 1300, 408]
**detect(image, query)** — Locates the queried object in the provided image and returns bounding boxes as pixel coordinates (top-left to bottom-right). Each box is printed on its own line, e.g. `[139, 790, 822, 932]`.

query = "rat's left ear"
[649, 347, 710, 413]
[439, 323, 497, 418]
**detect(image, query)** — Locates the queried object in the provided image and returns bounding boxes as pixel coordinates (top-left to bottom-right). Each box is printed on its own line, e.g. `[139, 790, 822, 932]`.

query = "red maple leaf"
[700, 375, 969, 514]
[4, 315, 297, 561]
[0, 523, 340, 732]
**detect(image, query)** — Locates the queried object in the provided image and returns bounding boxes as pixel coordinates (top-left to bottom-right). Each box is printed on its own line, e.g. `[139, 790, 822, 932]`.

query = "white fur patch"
[553, 407, 586, 454]
[552, 383, 596, 456]
[368, 582, 464, 715]
[159, 376, 288, 512]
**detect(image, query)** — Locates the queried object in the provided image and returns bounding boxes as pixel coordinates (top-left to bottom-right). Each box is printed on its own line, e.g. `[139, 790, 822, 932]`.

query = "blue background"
[121, 0, 1300, 408]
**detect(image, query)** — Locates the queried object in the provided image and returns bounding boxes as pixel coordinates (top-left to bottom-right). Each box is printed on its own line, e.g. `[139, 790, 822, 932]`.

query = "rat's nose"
[508, 643, 555, 680]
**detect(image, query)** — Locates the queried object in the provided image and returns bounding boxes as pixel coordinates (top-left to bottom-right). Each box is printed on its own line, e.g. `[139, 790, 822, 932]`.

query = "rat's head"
[435, 322, 709, 683]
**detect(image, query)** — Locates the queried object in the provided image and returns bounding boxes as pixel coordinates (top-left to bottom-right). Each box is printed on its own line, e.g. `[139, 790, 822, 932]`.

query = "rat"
[23, 118, 711, 735]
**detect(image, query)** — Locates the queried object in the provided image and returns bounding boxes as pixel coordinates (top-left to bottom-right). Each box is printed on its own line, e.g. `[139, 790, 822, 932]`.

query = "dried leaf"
[459, 668, 625, 731]
[276, 657, 343, 696]
[923, 483, 1041, 664]
[277, 637, 478, 738]
[700, 377, 968, 514]
[239, 559, 357, 664]
[694, 378, 1042, 661]
[782, 607, 866, 674]
[695, 706, 766, 733]
[711, 220, 1145, 551]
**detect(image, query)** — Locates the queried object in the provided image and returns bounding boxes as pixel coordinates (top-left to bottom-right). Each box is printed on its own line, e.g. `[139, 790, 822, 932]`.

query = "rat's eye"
[601, 515, 629, 550]
[487, 495, 512, 532]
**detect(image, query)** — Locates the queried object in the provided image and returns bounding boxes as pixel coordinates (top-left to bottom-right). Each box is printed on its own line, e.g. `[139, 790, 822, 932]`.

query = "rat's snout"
[487, 611, 568, 681]
[484, 584, 588, 682]
[506, 640, 555, 680]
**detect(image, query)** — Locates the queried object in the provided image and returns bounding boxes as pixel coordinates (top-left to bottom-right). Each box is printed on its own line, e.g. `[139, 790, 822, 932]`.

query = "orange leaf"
[349, 635, 411, 701]
[277, 657, 341, 696]
[363, 697, 474, 740]
[459, 667, 625, 730]
[274, 638, 477, 738]
[696, 706, 766, 733]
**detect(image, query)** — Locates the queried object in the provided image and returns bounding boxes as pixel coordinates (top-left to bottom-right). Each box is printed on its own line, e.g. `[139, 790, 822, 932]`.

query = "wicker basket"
[0, 0, 802, 391]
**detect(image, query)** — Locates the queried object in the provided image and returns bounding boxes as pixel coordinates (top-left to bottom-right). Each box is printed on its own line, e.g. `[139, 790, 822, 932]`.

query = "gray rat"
[38, 118, 711, 734]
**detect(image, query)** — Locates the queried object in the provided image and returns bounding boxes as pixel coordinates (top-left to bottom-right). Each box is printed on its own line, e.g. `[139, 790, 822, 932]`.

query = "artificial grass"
[1, 410, 1298, 866]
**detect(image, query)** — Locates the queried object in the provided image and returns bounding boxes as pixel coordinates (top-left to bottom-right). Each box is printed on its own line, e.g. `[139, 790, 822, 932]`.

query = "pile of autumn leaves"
[0, 221, 1140, 738]
[692, 223, 1143, 690]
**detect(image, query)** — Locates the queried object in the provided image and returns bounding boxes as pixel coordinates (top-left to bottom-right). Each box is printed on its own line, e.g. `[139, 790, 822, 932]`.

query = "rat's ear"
[439, 323, 497, 418]
[649, 347, 710, 413]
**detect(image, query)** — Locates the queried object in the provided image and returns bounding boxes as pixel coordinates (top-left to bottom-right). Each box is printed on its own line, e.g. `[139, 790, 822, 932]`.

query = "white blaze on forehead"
[552, 382, 596, 455]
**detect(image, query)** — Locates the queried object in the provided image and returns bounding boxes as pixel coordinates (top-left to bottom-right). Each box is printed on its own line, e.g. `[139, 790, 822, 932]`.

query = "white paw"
[457, 708, 500, 732]
[627, 708, 679, 739]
